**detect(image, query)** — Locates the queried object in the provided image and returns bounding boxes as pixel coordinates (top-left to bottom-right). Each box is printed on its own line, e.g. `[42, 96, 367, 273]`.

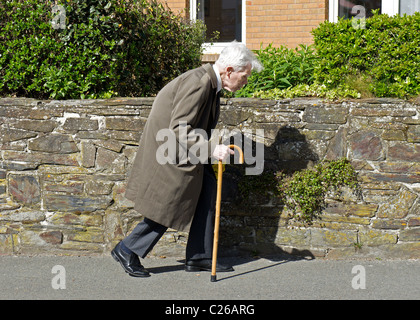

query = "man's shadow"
[216, 126, 319, 266]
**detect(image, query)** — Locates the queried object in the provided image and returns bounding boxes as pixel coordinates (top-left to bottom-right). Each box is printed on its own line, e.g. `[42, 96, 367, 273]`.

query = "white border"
[190, 0, 246, 54]
[382, 0, 399, 16]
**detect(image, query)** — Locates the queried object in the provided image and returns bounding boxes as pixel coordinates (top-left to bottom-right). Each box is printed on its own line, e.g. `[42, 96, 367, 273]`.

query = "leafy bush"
[235, 44, 317, 98]
[237, 158, 359, 224]
[0, 0, 206, 99]
[312, 10, 420, 98]
[112, 0, 207, 97]
[236, 11, 419, 100]
[276, 158, 359, 224]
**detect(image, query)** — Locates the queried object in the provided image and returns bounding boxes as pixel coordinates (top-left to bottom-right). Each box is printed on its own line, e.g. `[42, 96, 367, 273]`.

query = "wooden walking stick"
[211, 144, 244, 282]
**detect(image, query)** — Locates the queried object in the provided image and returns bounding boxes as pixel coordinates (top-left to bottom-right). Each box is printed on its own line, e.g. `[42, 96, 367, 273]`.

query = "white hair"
[215, 42, 263, 73]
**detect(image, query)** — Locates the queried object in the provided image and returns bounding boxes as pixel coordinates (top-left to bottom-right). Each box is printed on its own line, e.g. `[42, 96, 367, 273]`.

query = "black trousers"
[122, 164, 217, 261]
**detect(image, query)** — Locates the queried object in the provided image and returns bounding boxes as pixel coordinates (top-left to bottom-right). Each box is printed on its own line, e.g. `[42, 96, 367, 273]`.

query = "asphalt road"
[0, 254, 418, 301]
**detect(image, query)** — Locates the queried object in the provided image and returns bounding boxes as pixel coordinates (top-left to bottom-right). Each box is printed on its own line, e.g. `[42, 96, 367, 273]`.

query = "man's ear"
[226, 66, 234, 78]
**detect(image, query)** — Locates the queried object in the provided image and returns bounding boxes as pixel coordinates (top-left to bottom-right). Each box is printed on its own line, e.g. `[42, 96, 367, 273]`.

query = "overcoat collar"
[202, 63, 218, 91]
[202, 64, 220, 133]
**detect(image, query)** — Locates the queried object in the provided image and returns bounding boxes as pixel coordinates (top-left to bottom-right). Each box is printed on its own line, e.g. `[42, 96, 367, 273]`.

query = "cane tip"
[210, 275, 217, 282]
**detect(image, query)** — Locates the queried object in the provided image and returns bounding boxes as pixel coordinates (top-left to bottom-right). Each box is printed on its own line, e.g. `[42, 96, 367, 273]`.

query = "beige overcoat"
[125, 64, 220, 232]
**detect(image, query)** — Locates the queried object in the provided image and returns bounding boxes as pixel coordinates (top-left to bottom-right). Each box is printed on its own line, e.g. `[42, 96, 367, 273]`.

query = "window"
[329, 0, 419, 22]
[190, 0, 246, 54]
[400, 0, 420, 15]
[338, 0, 382, 19]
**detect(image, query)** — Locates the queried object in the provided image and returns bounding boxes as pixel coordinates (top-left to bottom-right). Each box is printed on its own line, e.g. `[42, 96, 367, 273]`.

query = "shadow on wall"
[218, 125, 319, 259]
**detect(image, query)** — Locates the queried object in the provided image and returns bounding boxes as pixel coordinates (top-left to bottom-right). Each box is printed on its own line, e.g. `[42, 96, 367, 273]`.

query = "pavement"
[0, 254, 419, 301]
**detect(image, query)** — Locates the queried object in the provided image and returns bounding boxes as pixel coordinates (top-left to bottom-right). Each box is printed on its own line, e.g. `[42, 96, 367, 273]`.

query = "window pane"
[338, 0, 382, 19]
[400, 0, 420, 15]
[197, 0, 242, 42]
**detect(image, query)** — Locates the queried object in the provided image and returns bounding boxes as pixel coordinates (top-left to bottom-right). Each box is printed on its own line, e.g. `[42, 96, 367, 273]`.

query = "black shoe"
[185, 259, 234, 272]
[111, 242, 150, 277]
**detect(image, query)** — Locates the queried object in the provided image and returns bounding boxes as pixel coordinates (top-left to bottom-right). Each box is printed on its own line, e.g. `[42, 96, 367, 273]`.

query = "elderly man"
[112, 42, 263, 277]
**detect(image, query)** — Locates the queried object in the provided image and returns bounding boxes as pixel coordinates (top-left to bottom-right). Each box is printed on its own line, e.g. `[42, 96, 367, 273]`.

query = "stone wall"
[0, 97, 419, 259]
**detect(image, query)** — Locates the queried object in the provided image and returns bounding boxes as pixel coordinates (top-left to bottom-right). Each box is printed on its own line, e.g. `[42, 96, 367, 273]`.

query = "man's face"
[222, 64, 252, 93]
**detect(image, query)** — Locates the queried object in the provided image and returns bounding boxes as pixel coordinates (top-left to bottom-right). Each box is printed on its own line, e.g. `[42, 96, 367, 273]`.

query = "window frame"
[190, 0, 247, 54]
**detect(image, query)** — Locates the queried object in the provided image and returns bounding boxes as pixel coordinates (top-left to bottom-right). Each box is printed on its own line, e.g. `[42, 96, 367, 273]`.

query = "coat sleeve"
[168, 73, 213, 165]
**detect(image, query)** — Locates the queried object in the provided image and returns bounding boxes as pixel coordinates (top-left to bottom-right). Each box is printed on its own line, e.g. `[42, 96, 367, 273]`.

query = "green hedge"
[238, 11, 420, 99]
[2, 2, 418, 100]
[312, 10, 420, 98]
[0, 0, 206, 99]
[235, 44, 316, 98]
